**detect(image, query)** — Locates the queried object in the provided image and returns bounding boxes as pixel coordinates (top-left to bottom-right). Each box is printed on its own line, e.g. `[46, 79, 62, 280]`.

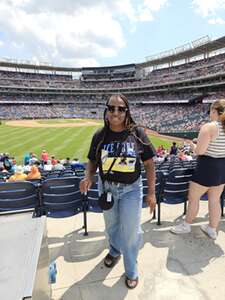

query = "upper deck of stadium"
[1, 35, 225, 72]
[0, 35, 225, 99]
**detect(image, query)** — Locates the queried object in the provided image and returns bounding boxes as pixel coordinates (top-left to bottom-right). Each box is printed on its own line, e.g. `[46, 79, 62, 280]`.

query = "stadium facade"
[0, 35, 225, 137]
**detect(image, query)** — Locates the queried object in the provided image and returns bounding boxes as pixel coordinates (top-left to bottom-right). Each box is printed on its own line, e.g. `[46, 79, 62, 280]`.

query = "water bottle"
[48, 261, 57, 284]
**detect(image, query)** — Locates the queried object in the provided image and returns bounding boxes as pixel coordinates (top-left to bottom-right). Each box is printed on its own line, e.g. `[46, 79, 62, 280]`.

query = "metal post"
[83, 193, 88, 236]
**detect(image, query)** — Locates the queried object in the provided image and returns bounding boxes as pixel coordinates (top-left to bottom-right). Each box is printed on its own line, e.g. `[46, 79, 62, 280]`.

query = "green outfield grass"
[0, 120, 179, 163]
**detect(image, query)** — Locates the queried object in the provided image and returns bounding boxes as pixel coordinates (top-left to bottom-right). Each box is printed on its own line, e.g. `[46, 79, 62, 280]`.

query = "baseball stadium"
[1, 34, 225, 300]
[1, 35, 225, 161]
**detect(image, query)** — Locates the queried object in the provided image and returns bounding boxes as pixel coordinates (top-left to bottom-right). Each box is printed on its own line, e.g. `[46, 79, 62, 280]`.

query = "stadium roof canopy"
[0, 35, 225, 73]
[138, 35, 225, 68]
[0, 60, 82, 72]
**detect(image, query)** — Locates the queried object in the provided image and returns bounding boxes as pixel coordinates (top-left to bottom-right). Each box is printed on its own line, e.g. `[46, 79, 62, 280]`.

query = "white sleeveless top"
[204, 121, 225, 158]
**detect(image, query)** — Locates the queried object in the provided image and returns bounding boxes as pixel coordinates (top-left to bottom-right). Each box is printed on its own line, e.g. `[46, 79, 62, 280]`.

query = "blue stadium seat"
[74, 169, 85, 178]
[0, 181, 39, 214]
[142, 169, 163, 221]
[41, 176, 83, 218]
[87, 174, 102, 213]
[141, 170, 162, 208]
[60, 171, 75, 177]
[157, 167, 194, 225]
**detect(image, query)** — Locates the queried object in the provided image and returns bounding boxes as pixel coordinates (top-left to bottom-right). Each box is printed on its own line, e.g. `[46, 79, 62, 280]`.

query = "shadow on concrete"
[48, 213, 225, 275]
[141, 214, 224, 276]
[58, 258, 128, 300]
[48, 227, 107, 263]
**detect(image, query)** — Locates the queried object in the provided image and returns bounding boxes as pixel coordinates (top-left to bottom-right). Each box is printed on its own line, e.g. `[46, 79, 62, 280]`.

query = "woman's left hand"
[189, 141, 196, 151]
[145, 192, 156, 214]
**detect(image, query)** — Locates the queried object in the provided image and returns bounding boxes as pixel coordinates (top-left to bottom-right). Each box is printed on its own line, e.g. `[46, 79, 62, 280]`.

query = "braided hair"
[95, 93, 150, 161]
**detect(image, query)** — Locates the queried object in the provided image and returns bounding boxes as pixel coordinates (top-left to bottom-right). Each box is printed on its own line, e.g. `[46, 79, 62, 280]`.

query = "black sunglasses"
[106, 105, 128, 113]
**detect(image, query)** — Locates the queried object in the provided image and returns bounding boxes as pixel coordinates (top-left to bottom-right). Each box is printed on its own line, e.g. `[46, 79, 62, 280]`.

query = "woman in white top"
[171, 99, 225, 239]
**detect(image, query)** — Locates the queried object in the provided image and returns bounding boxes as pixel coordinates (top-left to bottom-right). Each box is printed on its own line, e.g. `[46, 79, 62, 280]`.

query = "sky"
[0, 0, 225, 68]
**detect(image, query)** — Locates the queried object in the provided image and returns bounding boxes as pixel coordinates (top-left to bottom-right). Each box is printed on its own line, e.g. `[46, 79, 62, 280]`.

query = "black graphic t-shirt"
[88, 127, 156, 184]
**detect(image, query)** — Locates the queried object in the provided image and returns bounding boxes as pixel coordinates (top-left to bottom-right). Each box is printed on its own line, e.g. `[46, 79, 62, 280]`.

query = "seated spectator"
[23, 164, 31, 173]
[156, 145, 165, 157]
[29, 153, 39, 165]
[43, 160, 53, 171]
[170, 142, 178, 155]
[34, 160, 42, 170]
[71, 158, 85, 171]
[41, 150, 48, 166]
[27, 165, 41, 180]
[0, 163, 9, 179]
[10, 157, 17, 173]
[63, 157, 71, 167]
[24, 153, 31, 165]
[41, 149, 49, 164]
[8, 166, 27, 182]
[154, 155, 165, 163]
[52, 160, 65, 171]
[178, 151, 187, 161]
[51, 155, 58, 166]
[184, 151, 193, 161]
[3, 154, 13, 172]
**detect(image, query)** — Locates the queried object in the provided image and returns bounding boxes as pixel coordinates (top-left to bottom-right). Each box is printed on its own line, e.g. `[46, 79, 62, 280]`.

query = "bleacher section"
[1, 158, 224, 227]
[1, 35, 225, 134]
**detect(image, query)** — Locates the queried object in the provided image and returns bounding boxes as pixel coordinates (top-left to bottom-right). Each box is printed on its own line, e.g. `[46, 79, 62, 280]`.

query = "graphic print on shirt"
[101, 141, 137, 173]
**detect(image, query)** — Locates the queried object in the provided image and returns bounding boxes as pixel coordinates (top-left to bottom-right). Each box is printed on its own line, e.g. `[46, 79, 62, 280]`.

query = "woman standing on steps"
[171, 99, 225, 240]
[80, 93, 156, 289]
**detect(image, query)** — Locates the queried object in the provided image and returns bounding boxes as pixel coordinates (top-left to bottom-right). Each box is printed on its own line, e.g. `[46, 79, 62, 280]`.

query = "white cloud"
[137, 0, 168, 22]
[208, 17, 225, 24]
[192, 0, 225, 18]
[0, 0, 168, 67]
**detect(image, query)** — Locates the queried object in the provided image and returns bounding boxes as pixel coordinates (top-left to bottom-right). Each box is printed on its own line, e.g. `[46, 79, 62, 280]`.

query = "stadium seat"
[41, 176, 83, 218]
[141, 170, 162, 205]
[157, 167, 194, 225]
[142, 169, 163, 220]
[74, 169, 85, 178]
[0, 181, 39, 214]
[87, 174, 102, 213]
[60, 171, 75, 177]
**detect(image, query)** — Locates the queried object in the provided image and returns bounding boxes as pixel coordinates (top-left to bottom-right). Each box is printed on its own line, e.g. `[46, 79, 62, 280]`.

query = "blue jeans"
[98, 177, 143, 279]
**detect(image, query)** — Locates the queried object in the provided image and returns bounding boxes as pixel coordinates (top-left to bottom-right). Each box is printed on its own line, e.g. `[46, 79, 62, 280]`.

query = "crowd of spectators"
[1, 52, 225, 132]
[0, 141, 198, 182]
[131, 103, 209, 132]
[1, 91, 225, 106]
[0, 90, 213, 132]
[0, 96, 216, 132]
[154, 141, 196, 163]
[0, 103, 105, 119]
[0, 52, 225, 90]
[0, 151, 85, 182]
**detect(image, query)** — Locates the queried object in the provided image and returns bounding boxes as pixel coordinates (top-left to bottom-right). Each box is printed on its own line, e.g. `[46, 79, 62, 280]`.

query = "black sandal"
[125, 276, 139, 289]
[104, 253, 121, 268]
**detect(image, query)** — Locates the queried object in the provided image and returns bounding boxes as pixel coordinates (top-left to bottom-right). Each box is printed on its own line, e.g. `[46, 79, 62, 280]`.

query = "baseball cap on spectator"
[15, 165, 24, 173]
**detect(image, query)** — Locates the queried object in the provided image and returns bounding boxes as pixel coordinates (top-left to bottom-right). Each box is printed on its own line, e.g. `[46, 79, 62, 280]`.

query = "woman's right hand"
[79, 177, 93, 194]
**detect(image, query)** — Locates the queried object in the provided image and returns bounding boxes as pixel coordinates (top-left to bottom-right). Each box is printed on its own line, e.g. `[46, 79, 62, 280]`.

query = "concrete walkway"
[47, 202, 225, 300]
